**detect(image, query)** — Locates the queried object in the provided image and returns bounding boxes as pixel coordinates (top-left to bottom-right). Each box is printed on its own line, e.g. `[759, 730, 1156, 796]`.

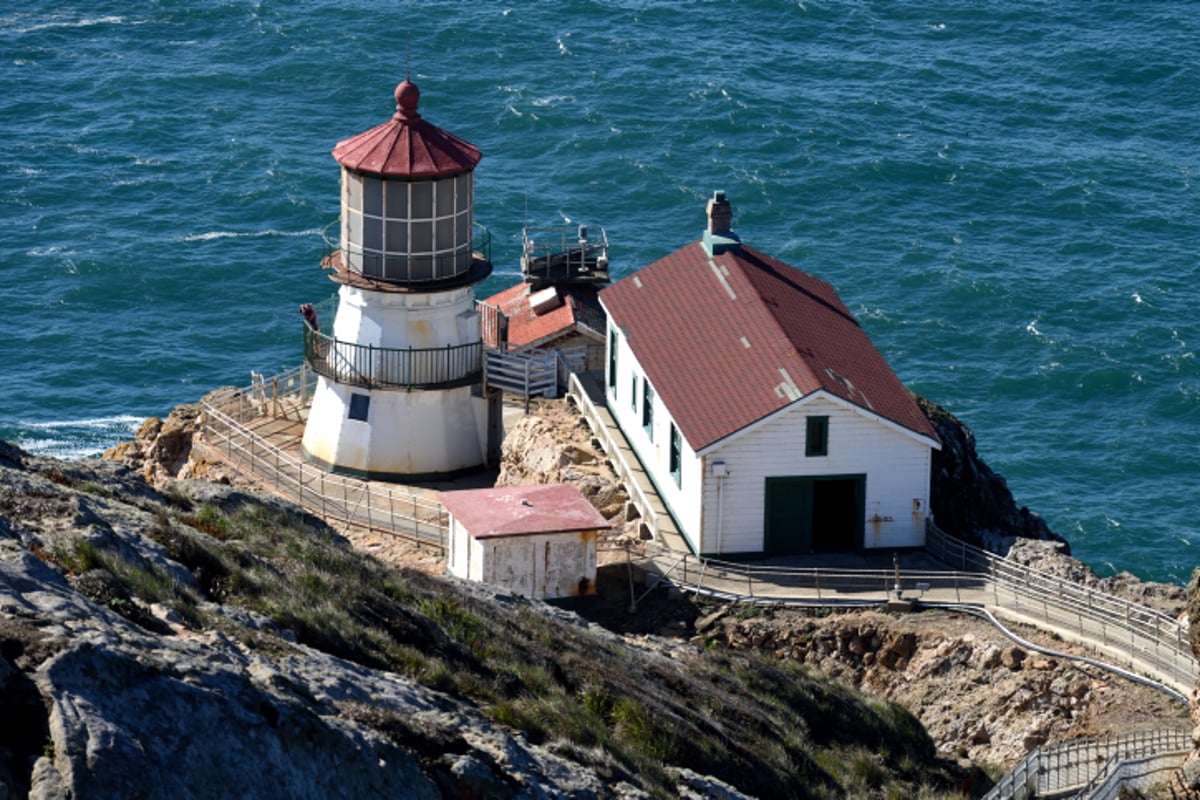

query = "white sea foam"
[16, 415, 144, 460]
[25, 415, 143, 432]
[181, 228, 320, 242]
[27, 245, 74, 257]
[15, 15, 129, 34]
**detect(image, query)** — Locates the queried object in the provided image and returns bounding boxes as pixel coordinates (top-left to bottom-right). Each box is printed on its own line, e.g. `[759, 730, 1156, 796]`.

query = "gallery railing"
[303, 326, 483, 390]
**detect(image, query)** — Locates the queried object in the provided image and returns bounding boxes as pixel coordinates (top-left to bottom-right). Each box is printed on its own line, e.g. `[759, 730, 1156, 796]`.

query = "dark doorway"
[764, 475, 865, 556]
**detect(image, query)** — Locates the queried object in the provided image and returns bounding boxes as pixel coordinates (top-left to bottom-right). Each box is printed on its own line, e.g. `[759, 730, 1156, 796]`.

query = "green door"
[764, 475, 865, 556]
[764, 477, 813, 556]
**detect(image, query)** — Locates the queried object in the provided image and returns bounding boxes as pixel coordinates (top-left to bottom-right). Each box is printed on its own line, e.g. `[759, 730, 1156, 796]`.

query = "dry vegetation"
[20, 467, 979, 799]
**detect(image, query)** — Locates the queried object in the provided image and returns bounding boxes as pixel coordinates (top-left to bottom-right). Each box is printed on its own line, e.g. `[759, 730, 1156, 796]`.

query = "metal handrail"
[926, 524, 1196, 694]
[981, 728, 1191, 800]
[303, 326, 483, 390]
[199, 371, 448, 551]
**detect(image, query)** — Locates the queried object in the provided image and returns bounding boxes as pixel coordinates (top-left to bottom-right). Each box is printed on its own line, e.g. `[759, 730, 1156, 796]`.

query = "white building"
[300, 79, 500, 479]
[598, 192, 941, 557]
[441, 484, 609, 600]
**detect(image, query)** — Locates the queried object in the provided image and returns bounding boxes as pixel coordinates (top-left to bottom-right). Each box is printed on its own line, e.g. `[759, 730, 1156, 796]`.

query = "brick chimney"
[702, 190, 741, 256]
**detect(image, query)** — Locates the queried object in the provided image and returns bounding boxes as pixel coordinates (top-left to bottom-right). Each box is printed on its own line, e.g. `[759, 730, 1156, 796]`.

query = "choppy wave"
[9, 415, 144, 461]
[4, 0, 1199, 583]
[180, 228, 323, 242]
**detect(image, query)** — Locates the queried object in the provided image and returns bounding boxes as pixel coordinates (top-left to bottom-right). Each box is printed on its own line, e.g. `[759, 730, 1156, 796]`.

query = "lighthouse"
[300, 78, 498, 480]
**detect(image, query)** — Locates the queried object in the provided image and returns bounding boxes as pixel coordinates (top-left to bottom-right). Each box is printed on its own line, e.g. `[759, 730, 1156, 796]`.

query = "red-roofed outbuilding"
[440, 484, 609, 599]
[598, 192, 940, 557]
[479, 281, 607, 371]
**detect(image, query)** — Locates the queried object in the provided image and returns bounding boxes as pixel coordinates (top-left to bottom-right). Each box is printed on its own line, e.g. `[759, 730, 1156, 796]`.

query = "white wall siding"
[605, 322, 932, 556]
[605, 324, 704, 551]
[702, 396, 931, 553]
[479, 533, 599, 599]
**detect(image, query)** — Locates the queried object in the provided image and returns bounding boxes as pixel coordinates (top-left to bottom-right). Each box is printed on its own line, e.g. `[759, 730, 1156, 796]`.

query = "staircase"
[484, 345, 584, 410]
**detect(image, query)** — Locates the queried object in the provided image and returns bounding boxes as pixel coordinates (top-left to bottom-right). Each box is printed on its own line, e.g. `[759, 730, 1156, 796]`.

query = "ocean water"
[2, 2, 1198, 584]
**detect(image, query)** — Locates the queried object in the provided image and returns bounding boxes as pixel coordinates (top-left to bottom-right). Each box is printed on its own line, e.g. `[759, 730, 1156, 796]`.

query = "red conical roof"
[332, 79, 481, 179]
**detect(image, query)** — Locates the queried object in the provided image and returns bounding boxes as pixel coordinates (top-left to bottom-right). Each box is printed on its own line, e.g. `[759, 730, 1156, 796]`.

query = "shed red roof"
[438, 484, 611, 539]
[599, 241, 939, 451]
[332, 80, 481, 179]
[480, 282, 605, 349]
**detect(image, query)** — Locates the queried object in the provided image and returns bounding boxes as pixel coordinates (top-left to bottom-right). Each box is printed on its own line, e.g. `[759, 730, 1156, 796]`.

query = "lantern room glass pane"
[436, 217, 455, 248]
[456, 175, 470, 211]
[412, 220, 432, 252]
[385, 220, 407, 253]
[436, 179, 455, 216]
[386, 182, 408, 217]
[411, 184, 433, 218]
[345, 174, 362, 212]
[363, 178, 383, 217]
[362, 216, 382, 253]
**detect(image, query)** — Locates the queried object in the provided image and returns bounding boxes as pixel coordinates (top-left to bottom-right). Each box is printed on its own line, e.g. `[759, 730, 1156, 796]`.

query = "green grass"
[35, 480, 969, 799]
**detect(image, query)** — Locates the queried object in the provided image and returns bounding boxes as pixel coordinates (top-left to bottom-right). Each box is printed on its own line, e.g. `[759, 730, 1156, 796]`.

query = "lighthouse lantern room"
[300, 79, 497, 480]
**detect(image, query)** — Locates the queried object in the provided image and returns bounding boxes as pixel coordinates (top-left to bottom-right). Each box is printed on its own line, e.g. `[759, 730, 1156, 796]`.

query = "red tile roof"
[480, 282, 605, 349]
[332, 80, 481, 179]
[438, 484, 610, 539]
[599, 241, 939, 451]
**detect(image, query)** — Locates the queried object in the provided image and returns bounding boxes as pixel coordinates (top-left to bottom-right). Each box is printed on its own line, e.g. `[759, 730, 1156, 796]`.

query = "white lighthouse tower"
[300, 78, 497, 479]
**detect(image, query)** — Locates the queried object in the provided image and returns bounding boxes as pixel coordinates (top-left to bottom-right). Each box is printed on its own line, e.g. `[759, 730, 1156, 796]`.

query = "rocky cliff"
[916, 395, 1067, 554]
[1, 439, 975, 799]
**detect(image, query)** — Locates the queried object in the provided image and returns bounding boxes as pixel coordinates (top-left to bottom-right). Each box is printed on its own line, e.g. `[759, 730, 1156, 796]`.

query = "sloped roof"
[332, 80, 481, 179]
[599, 241, 938, 451]
[481, 282, 605, 348]
[438, 484, 610, 539]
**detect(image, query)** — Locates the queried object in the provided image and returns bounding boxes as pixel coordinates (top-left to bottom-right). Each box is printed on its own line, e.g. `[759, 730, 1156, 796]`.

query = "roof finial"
[394, 46, 420, 121]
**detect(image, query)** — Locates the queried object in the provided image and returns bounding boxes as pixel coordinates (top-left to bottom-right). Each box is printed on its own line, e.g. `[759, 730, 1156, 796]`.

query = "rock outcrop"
[496, 399, 636, 540]
[3, 440, 965, 799]
[691, 605, 1185, 769]
[917, 395, 1068, 555]
[102, 388, 239, 488]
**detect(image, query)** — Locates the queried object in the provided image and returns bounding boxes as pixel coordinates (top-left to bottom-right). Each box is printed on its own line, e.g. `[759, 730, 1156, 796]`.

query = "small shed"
[440, 484, 610, 600]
